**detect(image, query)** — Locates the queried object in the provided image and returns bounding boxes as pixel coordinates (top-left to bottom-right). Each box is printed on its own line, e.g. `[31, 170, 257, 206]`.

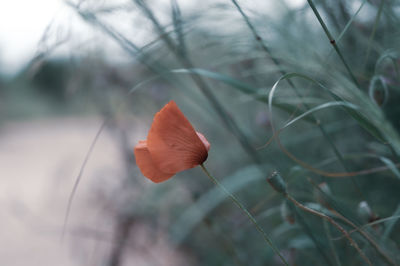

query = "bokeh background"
[1, 0, 400, 265]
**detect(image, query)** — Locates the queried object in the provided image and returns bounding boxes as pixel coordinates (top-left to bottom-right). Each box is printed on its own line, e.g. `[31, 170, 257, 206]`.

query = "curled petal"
[134, 140, 174, 183]
[196, 132, 210, 151]
[147, 101, 208, 173]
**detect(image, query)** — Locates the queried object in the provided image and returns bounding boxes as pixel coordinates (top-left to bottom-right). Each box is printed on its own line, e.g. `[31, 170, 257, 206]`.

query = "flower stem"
[331, 210, 396, 266]
[285, 194, 372, 266]
[200, 164, 289, 266]
[364, 0, 385, 69]
[306, 0, 360, 88]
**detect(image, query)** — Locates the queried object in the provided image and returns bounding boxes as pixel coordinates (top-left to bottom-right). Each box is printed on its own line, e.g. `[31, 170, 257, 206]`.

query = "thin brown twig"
[308, 178, 396, 265]
[286, 195, 372, 266]
[273, 127, 400, 178]
[331, 210, 396, 266]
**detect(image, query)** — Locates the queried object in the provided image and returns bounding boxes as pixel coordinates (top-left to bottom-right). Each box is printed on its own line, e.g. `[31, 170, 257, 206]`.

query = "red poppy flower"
[134, 101, 210, 183]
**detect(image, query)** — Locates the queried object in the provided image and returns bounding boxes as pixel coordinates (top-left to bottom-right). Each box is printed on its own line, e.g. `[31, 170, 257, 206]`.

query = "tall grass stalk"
[231, 0, 365, 197]
[200, 164, 289, 266]
[285, 194, 372, 266]
[306, 0, 360, 88]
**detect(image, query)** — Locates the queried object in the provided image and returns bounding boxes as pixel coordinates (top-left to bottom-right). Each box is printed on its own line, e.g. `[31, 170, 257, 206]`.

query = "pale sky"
[0, 0, 66, 74]
[0, 0, 305, 75]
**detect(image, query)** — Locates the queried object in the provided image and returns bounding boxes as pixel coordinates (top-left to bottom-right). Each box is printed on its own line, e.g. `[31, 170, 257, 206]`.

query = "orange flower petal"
[134, 140, 175, 183]
[147, 101, 209, 173]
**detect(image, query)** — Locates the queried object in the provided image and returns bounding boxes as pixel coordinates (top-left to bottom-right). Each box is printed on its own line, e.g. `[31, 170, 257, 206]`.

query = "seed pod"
[267, 171, 287, 195]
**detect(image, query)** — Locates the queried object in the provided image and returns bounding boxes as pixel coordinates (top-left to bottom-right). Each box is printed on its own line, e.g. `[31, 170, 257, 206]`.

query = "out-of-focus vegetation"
[3, 0, 400, 265]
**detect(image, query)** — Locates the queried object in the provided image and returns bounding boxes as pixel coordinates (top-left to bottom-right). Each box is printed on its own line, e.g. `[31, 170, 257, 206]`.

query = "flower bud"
[267, 171, 287, 194]
[357, 201, 373, 223]
[314, 182, 332, 207]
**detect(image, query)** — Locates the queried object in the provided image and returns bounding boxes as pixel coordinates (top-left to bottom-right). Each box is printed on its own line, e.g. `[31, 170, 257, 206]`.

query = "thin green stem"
[301, 0, 366, 197]
[200, 164, 289, 266]
[286, 199, 334, 266]
[364, 0, 385, 68]
[333, 211, 396, 266]
[231, 0, 364, 198]
[306, 0, 360, 88]
[61, 119, 109, 243]
[230, 0, 281, 70]
[309, 179, 395, 265]
[286, 194, 372, 266]
[382, 204, 400, 242]
[323, 220, 342, 266]
[316, 121, 364, 196]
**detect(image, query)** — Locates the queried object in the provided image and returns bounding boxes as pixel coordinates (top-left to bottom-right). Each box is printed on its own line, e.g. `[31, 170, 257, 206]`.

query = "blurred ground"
[0, 117, 116, 265]
[0, 117, 191, 266]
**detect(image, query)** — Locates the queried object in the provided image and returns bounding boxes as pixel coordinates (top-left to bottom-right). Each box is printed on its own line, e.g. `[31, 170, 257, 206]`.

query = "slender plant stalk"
[336, 0, 367, 45]
[285, 194, 372, 266]
[200, 164, 289, 266]
[171, 0, 187, 58]
[335, 214, 400, 240]
[332, 211, 396, 266]
[61, 119, 109, 242]
[306, 0, 360, 88]
[306, 0, 400, 161]
[382, 204, 400, 242]
[310, 179, 396, 265]
[323, 220, 342, 266]
[286, 200, 334, 266]
[230, 0, 364, 198]
[364, 0, 385, 68]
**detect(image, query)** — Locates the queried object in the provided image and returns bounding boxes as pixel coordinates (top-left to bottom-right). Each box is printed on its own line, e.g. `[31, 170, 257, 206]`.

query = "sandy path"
[0, 116, 195, 266]
[0, 117, 126, 265]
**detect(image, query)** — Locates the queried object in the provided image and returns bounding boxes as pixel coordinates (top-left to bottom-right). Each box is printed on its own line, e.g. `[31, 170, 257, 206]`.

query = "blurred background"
[1, 0, 400, 265]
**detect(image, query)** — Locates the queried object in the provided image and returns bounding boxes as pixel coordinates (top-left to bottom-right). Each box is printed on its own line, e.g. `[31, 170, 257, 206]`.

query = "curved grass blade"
[378, 156, 400, 180]
[282, 101, 359, 130]
[268, 72, 386, 142]
[172, 68, 258, 94]
[382, 205, 400, 242]
[171, 68, 315, 122]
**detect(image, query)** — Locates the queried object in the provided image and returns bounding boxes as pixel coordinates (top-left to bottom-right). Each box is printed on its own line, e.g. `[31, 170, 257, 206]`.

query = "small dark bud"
[314, 182, 332, 207]
[267, 171, 287, 194]
[357, 201, 381, 233]
[357, 201, 373, 223]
